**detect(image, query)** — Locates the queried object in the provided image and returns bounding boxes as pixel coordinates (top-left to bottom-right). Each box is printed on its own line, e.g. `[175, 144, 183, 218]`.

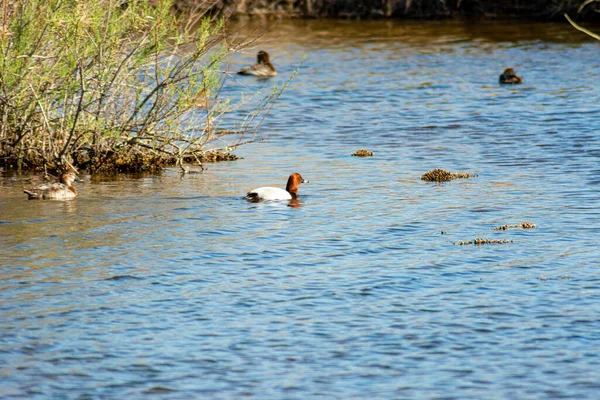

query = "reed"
[0, 0, 288, 173]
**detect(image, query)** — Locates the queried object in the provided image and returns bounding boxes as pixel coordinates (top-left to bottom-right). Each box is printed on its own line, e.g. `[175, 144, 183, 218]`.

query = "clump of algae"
[493, 222, 537, 231]
[352, 149, 374, 157]
[454, 238, 513, 245]
[421, 168, 476, 182]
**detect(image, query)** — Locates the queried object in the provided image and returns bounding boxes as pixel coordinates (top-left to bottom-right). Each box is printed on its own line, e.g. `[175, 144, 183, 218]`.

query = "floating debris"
[540, 275, 570, 281]
[421, 168, 476, 182]
[352, 149, 374, 157]
[493, 222, 537, 231]
[454, 237, 513, 245]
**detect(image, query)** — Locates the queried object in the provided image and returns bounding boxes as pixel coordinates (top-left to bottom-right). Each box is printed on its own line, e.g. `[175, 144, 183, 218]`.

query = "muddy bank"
[182, 0, 600, 22]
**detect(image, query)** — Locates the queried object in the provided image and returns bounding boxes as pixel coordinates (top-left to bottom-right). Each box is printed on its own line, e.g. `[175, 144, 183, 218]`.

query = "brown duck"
[24, 170, 80, 200]
[499, 68, 523, 84]
[237, 51, 277, 77]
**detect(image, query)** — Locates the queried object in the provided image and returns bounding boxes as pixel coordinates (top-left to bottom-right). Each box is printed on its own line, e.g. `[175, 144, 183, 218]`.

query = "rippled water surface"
[2, 20, 600, 399]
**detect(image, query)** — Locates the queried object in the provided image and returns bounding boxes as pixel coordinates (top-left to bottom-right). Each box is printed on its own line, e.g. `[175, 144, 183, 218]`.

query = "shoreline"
[179, 0, 600, 22]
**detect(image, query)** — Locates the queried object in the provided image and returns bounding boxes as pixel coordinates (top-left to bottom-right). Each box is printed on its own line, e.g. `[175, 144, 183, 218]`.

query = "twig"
[565, 13, 600, 40]
[59, 62, 85, 161]
[578, 0, 599, 13]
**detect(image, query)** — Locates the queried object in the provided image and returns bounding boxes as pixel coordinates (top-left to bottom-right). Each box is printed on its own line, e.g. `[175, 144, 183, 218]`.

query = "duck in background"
[24, 170, 81, 200]
[499, 68, 523, 84]
[237, 51, 277, 77]
[245, 173, 308, 202]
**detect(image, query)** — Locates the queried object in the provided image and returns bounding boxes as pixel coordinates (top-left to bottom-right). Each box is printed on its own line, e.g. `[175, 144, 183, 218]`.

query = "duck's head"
[286, 173, 309, 197]
[257, 51, 271, 64]
[59, 170, 80, 186]
[502, 68, 516, 77]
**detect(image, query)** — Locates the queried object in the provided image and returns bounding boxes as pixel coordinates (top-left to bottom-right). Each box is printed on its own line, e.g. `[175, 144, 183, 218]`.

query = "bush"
[0, 0, 284, 173]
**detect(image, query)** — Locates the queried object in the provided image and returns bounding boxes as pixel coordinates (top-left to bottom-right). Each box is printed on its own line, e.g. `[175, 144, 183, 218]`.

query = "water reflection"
[288, 198, 302, 208]
[227, 19, 597, 50]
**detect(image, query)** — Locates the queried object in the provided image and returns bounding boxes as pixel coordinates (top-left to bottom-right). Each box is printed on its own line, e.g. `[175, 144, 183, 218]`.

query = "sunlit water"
[2, 20, 600, 399]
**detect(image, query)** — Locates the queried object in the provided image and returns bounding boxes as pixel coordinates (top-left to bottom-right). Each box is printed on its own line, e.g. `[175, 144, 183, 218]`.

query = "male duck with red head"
[245, 173, 308, 202]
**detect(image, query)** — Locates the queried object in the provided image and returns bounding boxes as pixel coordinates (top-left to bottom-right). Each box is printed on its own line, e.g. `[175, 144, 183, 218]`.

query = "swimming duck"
[237, 51, 277, 77]
[24, 170, 80, 200]
[499, 68, 523, 84]
[245, 173, 308, 201]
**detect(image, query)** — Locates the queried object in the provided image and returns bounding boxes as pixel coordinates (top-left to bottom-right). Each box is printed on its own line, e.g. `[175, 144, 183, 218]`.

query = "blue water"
[1, 20, 600, 399]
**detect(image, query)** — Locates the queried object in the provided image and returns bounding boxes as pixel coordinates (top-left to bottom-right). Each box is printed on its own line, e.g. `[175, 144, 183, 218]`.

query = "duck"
[237, 51, 277, 77]
[24, 170, 80, 200]
[245, 173, 308, 201]
[499, 68, 523, 84]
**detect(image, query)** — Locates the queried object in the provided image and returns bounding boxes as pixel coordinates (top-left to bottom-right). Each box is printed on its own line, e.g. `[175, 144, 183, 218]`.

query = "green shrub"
[0, 0, 283, 172]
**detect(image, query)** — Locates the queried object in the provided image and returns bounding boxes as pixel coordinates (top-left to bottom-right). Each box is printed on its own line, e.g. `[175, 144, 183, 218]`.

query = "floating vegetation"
[454, 238, 513, 245]
[200, 150, 240, 163]
[421, 168, 476, 182]
[494, 222, 537, 231]
[352, 149, 374, 157]
[176, 150, 240, 166]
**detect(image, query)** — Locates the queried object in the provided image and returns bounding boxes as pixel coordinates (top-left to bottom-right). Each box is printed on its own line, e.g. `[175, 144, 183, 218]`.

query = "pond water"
[2, 19, 600, 399]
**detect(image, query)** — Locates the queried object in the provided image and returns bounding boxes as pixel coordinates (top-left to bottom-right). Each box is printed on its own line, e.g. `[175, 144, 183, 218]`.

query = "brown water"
[1, 20, 600, 399]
